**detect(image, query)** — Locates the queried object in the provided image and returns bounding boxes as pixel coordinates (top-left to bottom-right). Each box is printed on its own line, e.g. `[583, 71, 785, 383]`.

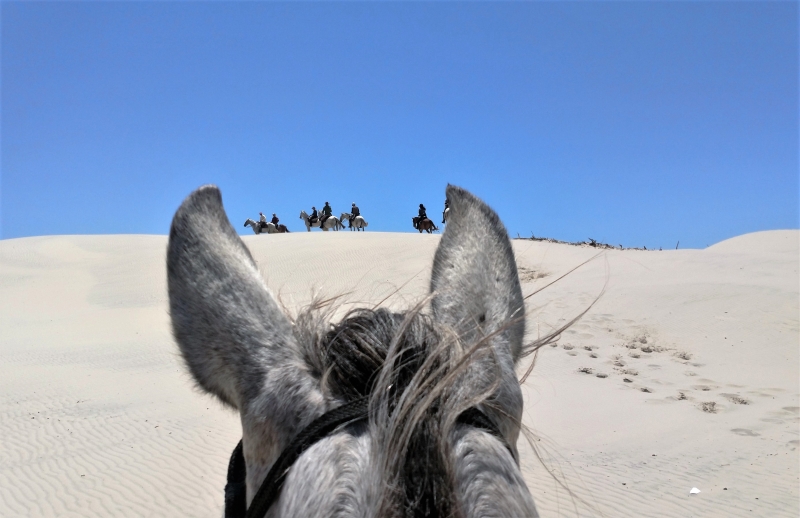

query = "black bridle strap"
[245, 396, 370, 518]
[225, 399, 511, 518]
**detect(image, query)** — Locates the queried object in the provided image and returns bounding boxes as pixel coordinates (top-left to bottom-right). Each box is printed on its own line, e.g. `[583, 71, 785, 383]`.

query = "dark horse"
[413, 217, 439, 234]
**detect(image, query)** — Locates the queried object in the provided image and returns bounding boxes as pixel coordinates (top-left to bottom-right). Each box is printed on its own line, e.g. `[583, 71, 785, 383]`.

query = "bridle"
[224, 397, 512, 518]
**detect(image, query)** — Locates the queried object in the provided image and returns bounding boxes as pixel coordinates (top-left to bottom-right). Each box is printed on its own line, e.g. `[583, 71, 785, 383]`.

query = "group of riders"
[255, 198, 448, 232]
[307, 202, 361, 228]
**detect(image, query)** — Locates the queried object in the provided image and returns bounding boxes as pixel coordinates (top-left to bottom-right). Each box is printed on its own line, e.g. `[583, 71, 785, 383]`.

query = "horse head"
[167, 185, 536, 517]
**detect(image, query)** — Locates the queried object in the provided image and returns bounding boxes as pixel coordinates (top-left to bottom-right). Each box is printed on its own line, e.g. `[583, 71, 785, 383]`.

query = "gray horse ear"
[430, 185, 525, 361]
[167, 185, 297, 409]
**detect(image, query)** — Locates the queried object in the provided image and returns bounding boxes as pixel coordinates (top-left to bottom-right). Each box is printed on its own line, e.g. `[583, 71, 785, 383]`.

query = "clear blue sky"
[2, 1, 797, 248]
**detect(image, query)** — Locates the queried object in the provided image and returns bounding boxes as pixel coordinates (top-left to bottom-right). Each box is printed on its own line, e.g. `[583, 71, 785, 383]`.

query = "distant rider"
[259, 212, 268, 230]
[309, 206, 319, 225]
[271, 213, 279, 226]
[415, 204, 427, 229]
[349, 202, 360, 228]
[320, 202, 332, 227]
[442, 199, 449, 224]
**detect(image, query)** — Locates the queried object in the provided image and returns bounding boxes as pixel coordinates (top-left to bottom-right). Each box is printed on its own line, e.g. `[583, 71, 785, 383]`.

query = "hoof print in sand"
[578, 367, 594, 374]
[623, 378, 633, 383]
[731, 428, 759, 437]
[596, 373, 608, 379]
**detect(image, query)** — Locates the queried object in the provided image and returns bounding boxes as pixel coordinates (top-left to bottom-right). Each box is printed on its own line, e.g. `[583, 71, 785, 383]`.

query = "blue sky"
[2, 1, 797, 248]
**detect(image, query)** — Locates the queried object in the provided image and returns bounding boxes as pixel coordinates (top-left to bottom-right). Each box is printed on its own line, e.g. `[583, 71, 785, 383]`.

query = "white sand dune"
[0, 230, 796, 517]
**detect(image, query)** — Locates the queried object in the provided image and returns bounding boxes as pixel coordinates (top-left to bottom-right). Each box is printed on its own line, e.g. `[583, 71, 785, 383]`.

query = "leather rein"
[224, 397, 511, 518]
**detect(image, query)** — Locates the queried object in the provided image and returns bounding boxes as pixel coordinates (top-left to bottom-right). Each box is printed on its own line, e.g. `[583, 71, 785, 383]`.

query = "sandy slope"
[0, 230, 796, 517]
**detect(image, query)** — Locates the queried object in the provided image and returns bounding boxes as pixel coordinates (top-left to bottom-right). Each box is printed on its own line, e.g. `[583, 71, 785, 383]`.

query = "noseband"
[224, 398, 512, 518]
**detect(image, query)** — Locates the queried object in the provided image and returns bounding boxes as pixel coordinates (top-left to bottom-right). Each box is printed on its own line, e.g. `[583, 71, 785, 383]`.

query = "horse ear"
[430, 185, 525, 361]
[167, 186, 304, 409]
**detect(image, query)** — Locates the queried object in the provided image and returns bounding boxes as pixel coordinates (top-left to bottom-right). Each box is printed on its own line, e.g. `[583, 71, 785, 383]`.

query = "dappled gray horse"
[167, 185, 538, 517]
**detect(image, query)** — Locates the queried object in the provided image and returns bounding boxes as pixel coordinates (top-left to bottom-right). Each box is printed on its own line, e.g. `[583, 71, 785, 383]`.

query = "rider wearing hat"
[309, 206, 318, 225]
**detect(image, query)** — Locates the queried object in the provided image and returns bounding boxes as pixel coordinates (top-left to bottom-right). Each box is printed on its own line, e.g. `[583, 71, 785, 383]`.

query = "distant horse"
[168, 184, 540, 518]
[244, 219, 290, 234]
[300, 211, 343, 232]
[340, 212, 368, 231]
[413, 217, 439, 234]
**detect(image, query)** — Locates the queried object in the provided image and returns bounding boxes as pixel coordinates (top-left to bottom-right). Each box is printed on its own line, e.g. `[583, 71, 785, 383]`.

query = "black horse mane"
[319, 307, 455, 518]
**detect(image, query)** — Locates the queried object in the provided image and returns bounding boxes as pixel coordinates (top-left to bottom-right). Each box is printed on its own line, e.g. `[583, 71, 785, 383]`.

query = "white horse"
[244, 219, 289, 234]
[299, 211, 343, 231]
[339, 212, 368, 231]
[169, 185, 544, 517]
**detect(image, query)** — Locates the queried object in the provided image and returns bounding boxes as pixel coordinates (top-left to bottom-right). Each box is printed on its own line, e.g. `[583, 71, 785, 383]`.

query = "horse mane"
[288, 300, 510, 518]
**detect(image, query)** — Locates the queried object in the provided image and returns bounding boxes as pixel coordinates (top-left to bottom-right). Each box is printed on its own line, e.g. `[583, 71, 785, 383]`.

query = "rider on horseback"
[320, 202, 332, 227]
[349, 202, 360, 228]
[309, 206, 319, 225]
[442, 199, 449, 224]
[271, 213, 279, 226]
[414, 204, 428, 230]
[259, 212, 268, 230]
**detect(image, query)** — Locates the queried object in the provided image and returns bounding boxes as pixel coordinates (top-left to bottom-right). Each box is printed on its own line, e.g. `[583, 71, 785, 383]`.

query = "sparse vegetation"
[701, 401, 718, 413]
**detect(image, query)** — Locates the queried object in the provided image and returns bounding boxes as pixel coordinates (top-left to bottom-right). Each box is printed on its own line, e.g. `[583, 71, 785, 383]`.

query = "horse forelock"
[293, 305, 503, 517]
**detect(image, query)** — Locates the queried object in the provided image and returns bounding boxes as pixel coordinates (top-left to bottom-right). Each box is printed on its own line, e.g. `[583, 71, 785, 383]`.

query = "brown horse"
[412, 217, 439, 233]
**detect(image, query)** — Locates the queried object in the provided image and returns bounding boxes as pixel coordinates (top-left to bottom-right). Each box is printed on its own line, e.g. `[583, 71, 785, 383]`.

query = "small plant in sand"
[700, 401, 718, 413]
[723, 394, 750, 405]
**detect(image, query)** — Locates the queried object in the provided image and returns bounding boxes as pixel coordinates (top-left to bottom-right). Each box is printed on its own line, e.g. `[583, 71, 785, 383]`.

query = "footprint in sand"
[731, 428, 759, 437]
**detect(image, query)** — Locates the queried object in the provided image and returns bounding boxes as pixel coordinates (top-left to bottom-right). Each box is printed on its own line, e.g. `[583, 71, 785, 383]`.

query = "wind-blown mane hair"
[168, 184, 539, 517]
[295, 304, 505, 517]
